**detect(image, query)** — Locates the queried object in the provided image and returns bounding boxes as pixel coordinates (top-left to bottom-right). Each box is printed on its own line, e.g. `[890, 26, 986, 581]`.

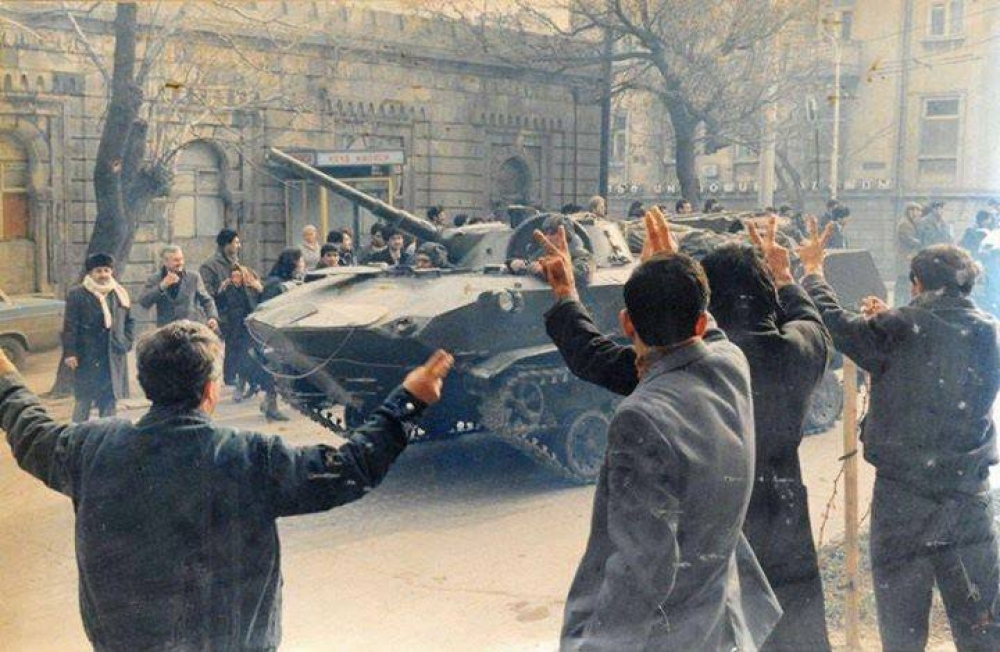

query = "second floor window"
[929, 0, 964, 38]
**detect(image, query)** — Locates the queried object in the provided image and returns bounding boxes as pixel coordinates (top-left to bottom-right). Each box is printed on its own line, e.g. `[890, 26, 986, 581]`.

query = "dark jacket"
[216, 283, 259, 339]
[367, 248, 413, 267]
[198, 250, 237, 300]
[918, 214, 953, 247]
[547, 299, 780, 651]
[0, 371, 425, 651]
[63, 286, 135, 400]
[547, 290, 830, 650]
[139, 268, 219, 327]
[261, 276, 300, 303]
[803, 274, 1000, 493]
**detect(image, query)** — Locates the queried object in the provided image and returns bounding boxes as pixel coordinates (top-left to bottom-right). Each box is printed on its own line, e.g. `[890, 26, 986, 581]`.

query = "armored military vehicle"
[248, 149, 884, 483]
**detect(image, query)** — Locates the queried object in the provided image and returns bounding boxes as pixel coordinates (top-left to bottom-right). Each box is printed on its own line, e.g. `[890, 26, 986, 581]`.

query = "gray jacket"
[139, 268, 219, 327]
[553, 301, 780, 651]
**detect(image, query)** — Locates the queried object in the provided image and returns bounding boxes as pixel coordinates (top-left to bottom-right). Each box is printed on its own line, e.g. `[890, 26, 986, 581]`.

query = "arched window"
[173, 142, 224, 238]
[0, 135, 30, 241]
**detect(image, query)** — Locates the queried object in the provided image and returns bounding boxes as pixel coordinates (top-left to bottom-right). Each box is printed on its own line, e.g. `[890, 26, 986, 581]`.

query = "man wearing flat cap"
[63, 253, 135, 422]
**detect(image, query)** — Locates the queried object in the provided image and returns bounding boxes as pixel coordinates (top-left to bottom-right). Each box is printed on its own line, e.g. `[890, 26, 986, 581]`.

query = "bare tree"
[437, 0, 819, 204]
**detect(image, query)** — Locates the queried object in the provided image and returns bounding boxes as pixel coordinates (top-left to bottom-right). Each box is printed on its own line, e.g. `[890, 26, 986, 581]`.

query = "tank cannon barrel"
[268, 147, 440, 243]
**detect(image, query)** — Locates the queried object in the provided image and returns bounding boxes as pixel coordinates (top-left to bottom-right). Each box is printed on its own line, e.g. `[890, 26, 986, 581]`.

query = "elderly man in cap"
[62, 253, 135, 422]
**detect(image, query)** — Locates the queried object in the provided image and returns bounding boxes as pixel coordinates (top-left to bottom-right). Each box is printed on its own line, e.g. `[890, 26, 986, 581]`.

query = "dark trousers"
[73, 389, 116, 422]
[223, 326, 252, 386]
[747, 479, 832, 652]
[871, 476, 1000, 652]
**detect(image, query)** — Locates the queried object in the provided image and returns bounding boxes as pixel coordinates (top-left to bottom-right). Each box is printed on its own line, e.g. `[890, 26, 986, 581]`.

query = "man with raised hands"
[536, 209, 780, 651]
[798, 218, 1000, 652]
[0, 320, 453, 652]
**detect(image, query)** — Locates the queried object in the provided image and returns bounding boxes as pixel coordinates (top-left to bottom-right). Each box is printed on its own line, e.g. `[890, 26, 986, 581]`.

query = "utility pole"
[824, 23, 842, 200]
[598, 28, 614, 199]
[757, 19, 779, 208]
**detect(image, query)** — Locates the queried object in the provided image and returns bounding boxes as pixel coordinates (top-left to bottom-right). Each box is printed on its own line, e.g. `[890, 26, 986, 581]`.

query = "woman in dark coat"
[216, 264, 262, 401]
[63, 253, 135, 422]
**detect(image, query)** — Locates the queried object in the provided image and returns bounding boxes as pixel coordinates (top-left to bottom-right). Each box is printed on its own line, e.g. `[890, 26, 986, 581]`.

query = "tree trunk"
[56, 3, 146, 398]
[86, 2, 149, 277]
[666, 103, 701, 206]
[776, 147, 805, 212]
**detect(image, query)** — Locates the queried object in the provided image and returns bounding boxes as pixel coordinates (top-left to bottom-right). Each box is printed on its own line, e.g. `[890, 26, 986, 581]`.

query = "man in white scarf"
[63, 253, 135, 422]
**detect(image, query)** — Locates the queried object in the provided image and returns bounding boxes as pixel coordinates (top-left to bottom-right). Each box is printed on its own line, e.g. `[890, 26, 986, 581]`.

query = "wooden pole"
[842, 358, 861, 650]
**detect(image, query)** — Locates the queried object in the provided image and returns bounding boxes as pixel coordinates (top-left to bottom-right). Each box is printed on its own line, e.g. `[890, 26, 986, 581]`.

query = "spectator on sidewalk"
[63, 253, 135, 422]
[139, 245, 218, 330]
[300, 225, 321, 269]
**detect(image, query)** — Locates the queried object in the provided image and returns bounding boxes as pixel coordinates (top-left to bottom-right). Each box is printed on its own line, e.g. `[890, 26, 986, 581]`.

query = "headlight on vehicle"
[495, 289, 524, 313]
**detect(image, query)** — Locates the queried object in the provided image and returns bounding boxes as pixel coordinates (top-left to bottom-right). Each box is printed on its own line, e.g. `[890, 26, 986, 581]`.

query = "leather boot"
[262, 393, 290, 422]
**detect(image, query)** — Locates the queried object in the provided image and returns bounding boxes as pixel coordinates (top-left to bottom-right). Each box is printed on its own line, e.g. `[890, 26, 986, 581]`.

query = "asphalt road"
[1, 350, 878, 651]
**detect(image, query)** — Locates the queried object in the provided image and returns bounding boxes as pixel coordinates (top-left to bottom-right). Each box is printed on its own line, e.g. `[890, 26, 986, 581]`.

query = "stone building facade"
[0, 2, 601, 303]
[608, 0, 1000, 279]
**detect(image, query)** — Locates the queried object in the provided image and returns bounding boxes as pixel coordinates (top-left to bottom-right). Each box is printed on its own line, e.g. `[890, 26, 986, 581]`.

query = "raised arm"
[263, 351, 453, 517]
[0, 353, 79, 498]
[138, 273, 162, 309]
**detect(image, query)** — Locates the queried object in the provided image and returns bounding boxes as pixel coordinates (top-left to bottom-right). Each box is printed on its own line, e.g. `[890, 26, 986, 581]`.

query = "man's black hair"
[975, 210, 994, 227]
[320, 243, 338, 257]
[701, 243, 780, 330]
[369, 223, 385, 237]
[911, 245, 980, 296]
[675, 199, 690, 212]
[327, 230, 346, 245]
[427, 206, 443, 220]
[453, 213, 469, 227]
[561, 203, 582, 214]
[137, 321, 222, 410]
[382, 226, 402, 241]
[623, 254, 710, 347]
[216, 228, 239, 248]
[831, 205, 851, 220]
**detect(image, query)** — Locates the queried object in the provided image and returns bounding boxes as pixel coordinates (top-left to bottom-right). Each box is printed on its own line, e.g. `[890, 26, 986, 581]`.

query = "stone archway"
[495, 156, 531, 205]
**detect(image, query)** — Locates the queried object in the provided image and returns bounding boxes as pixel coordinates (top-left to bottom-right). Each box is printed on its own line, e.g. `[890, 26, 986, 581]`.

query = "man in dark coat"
[798, 221, 1000, 651]
[702, 222, 833, 651]
[63, 253, 135, 422]
[139, 244, 219, 329]
[199, 228, 242, 299]
[536, 217, 780, 651]
[0, 320, 454, 651]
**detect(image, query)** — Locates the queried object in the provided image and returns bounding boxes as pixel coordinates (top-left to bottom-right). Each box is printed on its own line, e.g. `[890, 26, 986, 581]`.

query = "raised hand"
[747, 215, 794, 287]
[534, 225, 577, 300]
[796, 215, 834, 278]
[861, 295, 890, 318]
[641, 206, 678, 261]
[403, 349, 455, 405]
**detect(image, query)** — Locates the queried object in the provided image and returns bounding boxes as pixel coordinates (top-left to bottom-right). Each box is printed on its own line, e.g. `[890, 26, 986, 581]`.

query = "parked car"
[0, 288, 64, 368]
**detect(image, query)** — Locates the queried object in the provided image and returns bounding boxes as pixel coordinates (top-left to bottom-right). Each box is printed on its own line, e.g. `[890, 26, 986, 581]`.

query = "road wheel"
[0, 336, 26, 369]
[805, 370, 844, 435]
[550, 409, 610, 484]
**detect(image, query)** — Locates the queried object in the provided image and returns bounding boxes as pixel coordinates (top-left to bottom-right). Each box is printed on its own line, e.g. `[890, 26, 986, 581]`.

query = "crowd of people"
[3, 191, 1000, 651]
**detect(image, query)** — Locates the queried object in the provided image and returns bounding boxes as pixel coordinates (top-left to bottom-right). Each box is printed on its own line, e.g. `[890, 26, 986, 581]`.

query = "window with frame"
[0, 135, 30, 241]
[172, 142, 225, 238]
[918, 97, 960, 182]
[928, 0, 964, 37]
